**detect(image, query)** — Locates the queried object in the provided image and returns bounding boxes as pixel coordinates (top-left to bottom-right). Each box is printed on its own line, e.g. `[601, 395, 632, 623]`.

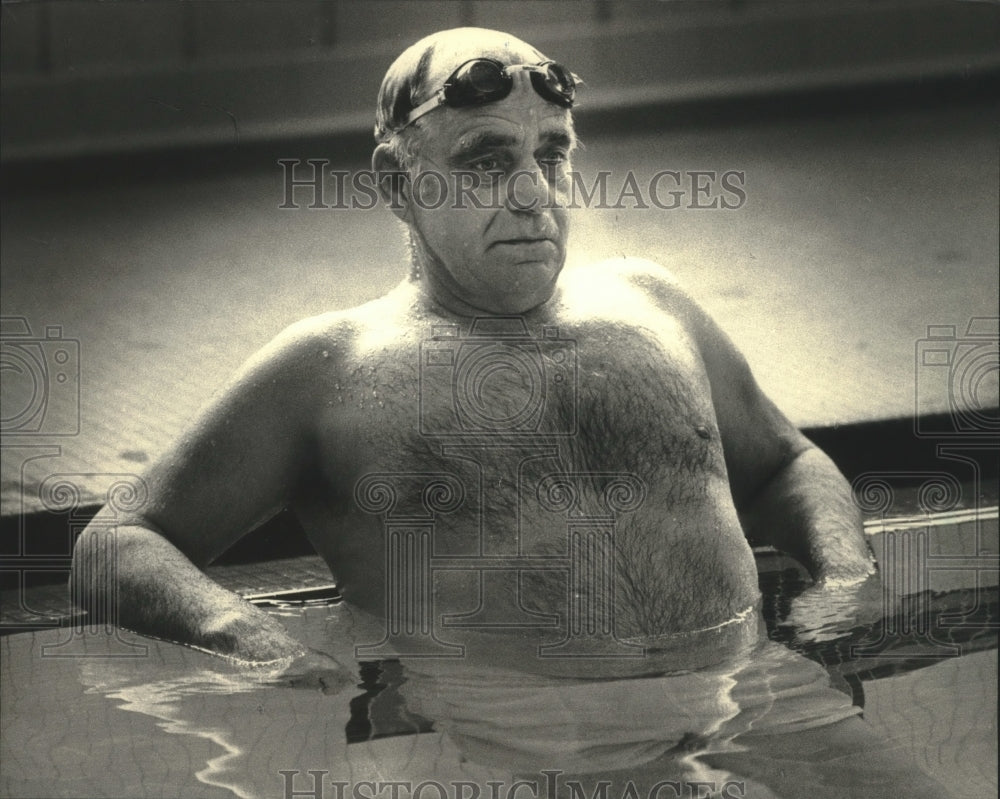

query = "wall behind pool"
[2, 0, 999, 162]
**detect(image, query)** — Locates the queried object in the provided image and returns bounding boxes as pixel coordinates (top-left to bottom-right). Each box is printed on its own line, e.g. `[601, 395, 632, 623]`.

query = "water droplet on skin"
[378, 401, 384, 408]
[322, 350, 329, 358]
[334, 383, 340, 390]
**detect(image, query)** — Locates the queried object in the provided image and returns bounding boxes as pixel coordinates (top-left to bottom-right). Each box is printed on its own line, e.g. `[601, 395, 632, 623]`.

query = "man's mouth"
[492, 237, 555, 247]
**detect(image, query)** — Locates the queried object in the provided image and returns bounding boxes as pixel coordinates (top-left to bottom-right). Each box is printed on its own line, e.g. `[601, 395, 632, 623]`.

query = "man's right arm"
[74, 525, 308, 661]
[71, 317, 337, 664]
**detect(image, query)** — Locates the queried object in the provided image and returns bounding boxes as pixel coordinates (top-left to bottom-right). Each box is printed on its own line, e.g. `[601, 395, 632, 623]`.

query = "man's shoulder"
[562, 256, 697, 313]
[253, 311, 354, 369]
[558, 255, 730, 365]
[267, 289, 409, 351]
[256, 287, 420, 376]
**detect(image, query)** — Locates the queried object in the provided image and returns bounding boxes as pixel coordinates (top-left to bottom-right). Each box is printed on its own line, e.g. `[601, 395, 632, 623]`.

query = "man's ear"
[372, 143, 411, 222]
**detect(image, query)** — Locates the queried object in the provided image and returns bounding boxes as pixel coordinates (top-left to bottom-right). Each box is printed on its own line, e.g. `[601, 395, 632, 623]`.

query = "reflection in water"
[66, 622, 355, 799]
[78, 663, 266, 799]
[394, 633, 862, 794]
[4, 599, 968, 798]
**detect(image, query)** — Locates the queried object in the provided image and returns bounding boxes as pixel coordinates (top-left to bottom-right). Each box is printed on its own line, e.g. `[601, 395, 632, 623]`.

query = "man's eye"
[470, 157, 500, 172]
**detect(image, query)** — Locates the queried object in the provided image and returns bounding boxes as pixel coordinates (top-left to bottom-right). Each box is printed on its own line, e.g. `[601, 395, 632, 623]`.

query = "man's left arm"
[626, 260, 875, 583]
[731, 430, 876, 585]
[693, 305, 876, 584]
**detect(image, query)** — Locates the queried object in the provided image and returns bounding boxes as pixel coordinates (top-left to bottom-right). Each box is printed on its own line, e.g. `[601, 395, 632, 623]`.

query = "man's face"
[405, 78, 574, 315]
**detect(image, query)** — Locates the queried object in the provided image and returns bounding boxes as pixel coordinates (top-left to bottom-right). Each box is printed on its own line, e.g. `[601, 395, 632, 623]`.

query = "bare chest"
[315, 313, 726, 503]
[301, 309, 753, 633]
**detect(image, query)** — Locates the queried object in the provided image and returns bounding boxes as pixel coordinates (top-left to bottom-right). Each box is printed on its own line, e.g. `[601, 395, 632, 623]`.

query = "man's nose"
[504, 165, 554, 214]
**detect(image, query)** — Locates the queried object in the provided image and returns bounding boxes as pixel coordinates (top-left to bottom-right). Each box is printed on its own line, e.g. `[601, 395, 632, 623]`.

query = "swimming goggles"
[400, 58, 579, 129]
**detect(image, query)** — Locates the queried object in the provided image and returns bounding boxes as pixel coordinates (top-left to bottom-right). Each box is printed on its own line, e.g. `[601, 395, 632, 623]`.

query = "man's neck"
[415, 274, 559, 320]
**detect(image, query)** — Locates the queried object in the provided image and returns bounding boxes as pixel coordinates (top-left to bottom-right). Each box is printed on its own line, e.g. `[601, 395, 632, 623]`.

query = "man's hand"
[781, 570, 884, 644]
[194, 605, 354, 693]
[737, 446, 877, 585]
[263, 649, 356, 695]
[197, 605, 311, 662]
[780, 541, 881, 645]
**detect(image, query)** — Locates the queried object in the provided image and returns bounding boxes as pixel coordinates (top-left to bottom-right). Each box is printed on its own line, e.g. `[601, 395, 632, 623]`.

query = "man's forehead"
[452, 111, 572, 147]
[428, 98, 574, 157]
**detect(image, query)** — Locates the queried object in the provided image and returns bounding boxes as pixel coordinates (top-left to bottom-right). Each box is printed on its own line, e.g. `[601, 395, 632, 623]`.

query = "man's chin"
[493, 264, 562, 312]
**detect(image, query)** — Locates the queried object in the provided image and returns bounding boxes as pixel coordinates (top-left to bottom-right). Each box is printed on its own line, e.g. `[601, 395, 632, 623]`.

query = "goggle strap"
[402, 89, 447, 129]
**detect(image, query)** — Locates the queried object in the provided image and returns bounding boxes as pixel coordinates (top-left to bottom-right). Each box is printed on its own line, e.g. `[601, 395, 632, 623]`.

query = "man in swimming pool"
[71, 28, 877, 672]
[71, 28, 966, 798]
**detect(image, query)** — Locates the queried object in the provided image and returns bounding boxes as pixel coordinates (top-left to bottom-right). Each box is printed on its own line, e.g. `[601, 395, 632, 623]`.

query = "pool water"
[1, 567, 995, 799]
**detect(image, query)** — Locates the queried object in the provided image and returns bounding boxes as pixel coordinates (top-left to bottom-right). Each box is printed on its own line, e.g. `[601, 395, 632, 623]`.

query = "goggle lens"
[530, 62, 575, 108]
[548, 62, 575, 95]
[400, 58, 578, 130]
[465, 60, 509, 94]
[446, 59, 512, 106]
